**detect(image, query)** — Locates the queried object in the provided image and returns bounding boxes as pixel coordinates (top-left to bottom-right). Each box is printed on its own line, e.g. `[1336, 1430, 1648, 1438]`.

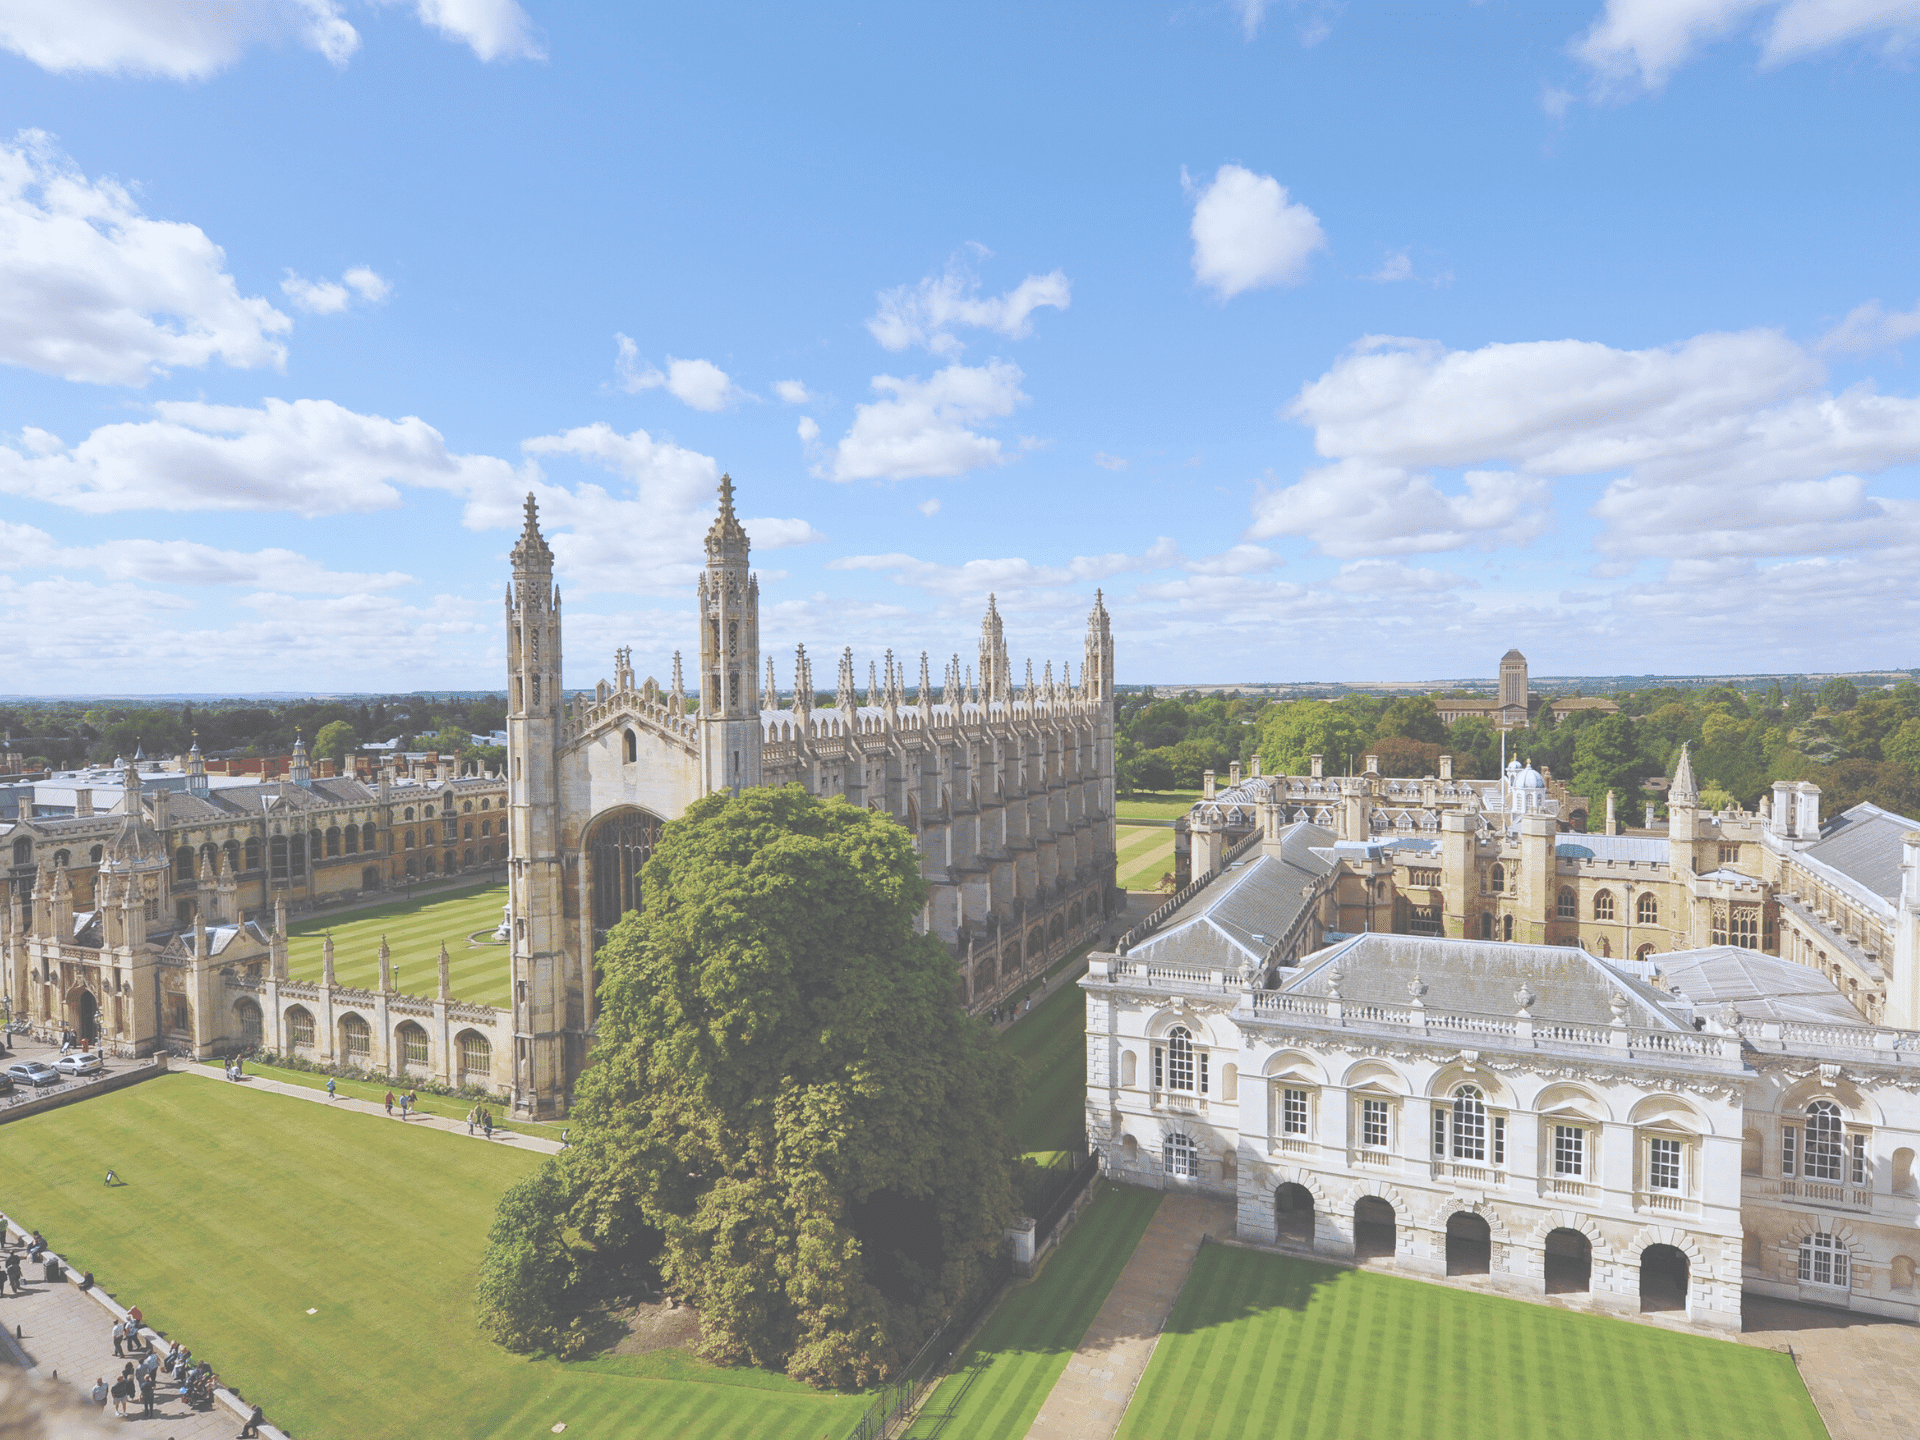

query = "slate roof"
[1282, 932, 1685, 1030]
[1556, 835, 1669, 863]
[1127, 822, 1336, 972]
[1616, 945, 1862, 1026]
[1806, 801, 1920, 901]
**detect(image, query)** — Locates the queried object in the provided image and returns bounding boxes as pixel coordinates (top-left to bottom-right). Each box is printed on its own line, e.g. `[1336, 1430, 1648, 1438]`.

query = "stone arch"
[232, 996, 263, 1048]
[1274, 1181, 1316, 1246]
[395, 1019, 431, 1072]
[338, 1011, 373, 1065]
[1622, 1224, 1707, 1271]
[1525, 1209, 1612, 1260]
[455, 1028, 492, 1082]
[283, 1004, 316, 1051]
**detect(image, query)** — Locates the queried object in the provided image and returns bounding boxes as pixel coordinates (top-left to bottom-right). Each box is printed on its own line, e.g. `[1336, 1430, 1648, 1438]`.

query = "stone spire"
[793, 644, 812, 718]
[917, 652, 933, 718]
[978, 594, 1010, 707]
[865, 659, 878, 708]
[378, 935, 392, 992]
[670, 650, 684, 715]
[439, 941, 452, 1000]
[837, 647, 857, 714]
[1083, 588, 1114, 703]
[1669, 742, 1699, 808]
[511, 492, 553, 570]
[764, 654, 777, 708]
[1023, 658, 1035, 702]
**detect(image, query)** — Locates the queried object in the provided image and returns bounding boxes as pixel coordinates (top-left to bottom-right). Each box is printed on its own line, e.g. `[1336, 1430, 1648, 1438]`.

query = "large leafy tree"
[476, 786, 1017, 1388]
[1257, 700, 1367, 777]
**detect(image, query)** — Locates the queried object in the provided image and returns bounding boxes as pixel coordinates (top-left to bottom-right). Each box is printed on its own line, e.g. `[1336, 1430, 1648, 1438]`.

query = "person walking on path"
[6, 1253, 22, 1296]
[384, 1090, 394, 1117]
[327, 1077, 336, 1101]
[399, 1093, 409, 1121]
[112, 1318, 126, 1357]
[139, 1371, 155, 1418]
[466, 1106, 476, 1134]
[406, 1089, 417, 1116]
[481, 1108, 493, 1139]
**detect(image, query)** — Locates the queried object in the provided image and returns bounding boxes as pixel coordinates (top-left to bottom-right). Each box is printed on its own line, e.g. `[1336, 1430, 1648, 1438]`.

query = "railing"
[1030, 1150, 1099, 1254]
[1250, 992, 1329, 1016]
[1543, 1178, 1592, 1200]
[1427, 1013, 1518, 1038]
[1639, 1191, 1693, 1213]
[842, 1249, 1015, 1440]
[1154, 1092, 1207, 1114]
[1776, 1180, 1871, 1208]
[1433, 1161, 1501, 1186]
[1350, 1148, 1392, 1167]
[1275, 1136, 1311, 1155]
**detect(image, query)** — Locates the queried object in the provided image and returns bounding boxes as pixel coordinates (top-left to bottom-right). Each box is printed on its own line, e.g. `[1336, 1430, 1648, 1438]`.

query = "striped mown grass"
[286, 882, 511, 1007]
[902, 1184, 1161, 1440]
[1116, 823, 1176, 891]
[1004, 974, 1088, 1159]
[0, 1076, 869, 1440]
[1117, 1244, 1830, 1440]
[1116, 790, 1201, 820]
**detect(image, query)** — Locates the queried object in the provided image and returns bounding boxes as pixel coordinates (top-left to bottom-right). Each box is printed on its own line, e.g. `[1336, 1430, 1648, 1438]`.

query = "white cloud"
[826, 360, 1028, 483]
[917, 498, 941, 517]
[409, 0, 543, 61]
[832, 537, 1277, 598]
[0, 0, 359, 79]
[1329, 559, 1473, 593]
[0, 397, 514, 515]
[1232, 0, 1274, 38]
[612, 335, 746, 411]
[1187, 164, 1326, 300]
[773, 379, 814, 404]
[280, 265, 391, 315]
[796, 416, 820, 443]
[0, 520, 412, 592]
[1818, 297, 1920, 356]
[1270, 326, 1920, 562]
[1573, 0, 1920, 91]
[0, 132, 292, 386]
[867, 249, 1070, 355]
[1369, 249, 1412, 283]
[1093, 451, 1128, 472]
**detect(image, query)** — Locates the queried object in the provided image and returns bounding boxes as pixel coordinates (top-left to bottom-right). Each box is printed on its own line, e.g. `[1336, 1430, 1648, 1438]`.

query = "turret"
[1083, 589, 1114, 705]
[289, 731, 311, 789]
[186, 735, 208, 799]
[695, 475, 762, 795]
[978, 595, 1010, 708]
[1667, 742, 1701, 844]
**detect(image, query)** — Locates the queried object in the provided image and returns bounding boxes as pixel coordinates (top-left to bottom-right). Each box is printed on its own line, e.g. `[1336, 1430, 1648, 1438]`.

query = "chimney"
[74, 788, 92, 817]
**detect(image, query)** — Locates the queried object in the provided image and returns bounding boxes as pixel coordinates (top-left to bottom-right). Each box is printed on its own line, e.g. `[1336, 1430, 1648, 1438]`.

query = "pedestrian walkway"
[1742, 1295, 1920, 1440]
[0, 1240, 256, 1438]
[1023, 1192, 1231, 1440]
[177, 1065, 564, 1154]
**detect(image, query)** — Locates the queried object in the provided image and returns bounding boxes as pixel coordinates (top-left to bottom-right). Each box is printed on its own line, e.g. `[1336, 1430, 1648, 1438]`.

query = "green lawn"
[1116, 823, 1176, 891]
[902, 1185, 1161, 1440]
[208, 1057, 561, 1138]
[1004, 975, 1087, 1160]
[0, 1078, 869, 1440]
[1116, 790, 1200, 821]
[1117, 1245, 1829, 1440]
[286, 882, 511, 1007]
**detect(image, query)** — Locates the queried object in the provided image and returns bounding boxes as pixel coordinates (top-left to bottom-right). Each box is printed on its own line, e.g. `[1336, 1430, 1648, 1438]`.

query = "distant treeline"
[1117, 678, 1920, 832]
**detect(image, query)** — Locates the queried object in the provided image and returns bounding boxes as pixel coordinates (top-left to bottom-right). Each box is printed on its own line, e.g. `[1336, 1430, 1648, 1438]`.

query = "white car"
[54, 1052, 102, 1077]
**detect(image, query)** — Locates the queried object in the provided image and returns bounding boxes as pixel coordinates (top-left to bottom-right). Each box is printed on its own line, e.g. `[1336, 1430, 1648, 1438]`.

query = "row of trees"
[1116, 680, 1920, 830]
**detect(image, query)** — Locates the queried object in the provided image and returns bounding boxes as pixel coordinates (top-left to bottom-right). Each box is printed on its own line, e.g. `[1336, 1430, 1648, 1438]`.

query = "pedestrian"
[406, 1089, 417, 1116]
[110, 1372, 131, 1416]
[466, 1106, 476, 1134]
[6, 1254, 21, 1296]
[240, 1401, 265, 1437]
[90, 1377, 108, 1410]
[139, 1371, 155, 1417]
[326, 1076, 336, 1100]
[560, 1127, 569, 1149]
[482, 1108, 493, 1139]
[112, 1318, 126, 1357]
[383, 1090, 394, 1116]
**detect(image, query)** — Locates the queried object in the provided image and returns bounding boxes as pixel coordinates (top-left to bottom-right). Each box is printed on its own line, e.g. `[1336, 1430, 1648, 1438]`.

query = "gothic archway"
[587, 807, 665, 941]
[70, 987, 99, 1045]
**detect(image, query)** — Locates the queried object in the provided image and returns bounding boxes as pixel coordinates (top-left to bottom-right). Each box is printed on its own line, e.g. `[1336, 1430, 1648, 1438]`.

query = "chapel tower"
[979, 595, 1011, 708]
[697, 475, 763, 796]
[1083, 589, 1114, 705]
[506, 495, 571, 1115]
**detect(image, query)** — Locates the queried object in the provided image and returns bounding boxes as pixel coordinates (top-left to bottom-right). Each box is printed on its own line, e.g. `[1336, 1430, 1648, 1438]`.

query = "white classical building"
[1084, 815, 1920, 1332]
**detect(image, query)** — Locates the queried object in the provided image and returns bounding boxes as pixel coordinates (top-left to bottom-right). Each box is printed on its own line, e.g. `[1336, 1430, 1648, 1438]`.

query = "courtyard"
[285, 880, 511, 1007]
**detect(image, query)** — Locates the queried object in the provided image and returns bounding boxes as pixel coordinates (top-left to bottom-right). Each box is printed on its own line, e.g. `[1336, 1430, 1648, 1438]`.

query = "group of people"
[223, 1055, 246, 1081]
[92, 1337, 226, 1420]
[383, 1089, 422, 1119]
[465, 1105, 498, 1137]
[0, 1226, 46, 1296]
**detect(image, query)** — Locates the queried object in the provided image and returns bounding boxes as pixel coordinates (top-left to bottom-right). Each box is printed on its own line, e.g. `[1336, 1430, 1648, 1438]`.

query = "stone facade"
[1084, 828, 1920, 1332]
[505, 478, 1121, 1116]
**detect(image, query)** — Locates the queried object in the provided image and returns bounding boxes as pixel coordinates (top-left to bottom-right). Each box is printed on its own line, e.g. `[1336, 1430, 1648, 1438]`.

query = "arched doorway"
[587, 808, 664, 942]
[1274, 1182, 1315, 1247]
[1544, 1228, 1592, 1293]
[72, 988, 99, 1045]
[1353, 1196, 1396, 1259]
[1640, 1243, 1689, 1312]
[1446, 1212, 1492, 1275]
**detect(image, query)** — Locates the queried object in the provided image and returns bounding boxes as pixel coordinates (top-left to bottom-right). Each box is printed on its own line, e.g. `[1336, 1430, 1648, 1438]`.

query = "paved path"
[1024, 1193, 1231, 1440]
[177, 1064, 564, 1154]
[1742, 1295, 1920, 1440]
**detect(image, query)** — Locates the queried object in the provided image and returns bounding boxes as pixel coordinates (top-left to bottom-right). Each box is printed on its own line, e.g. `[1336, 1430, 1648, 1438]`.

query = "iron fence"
[842, 1248, 1014, 1440]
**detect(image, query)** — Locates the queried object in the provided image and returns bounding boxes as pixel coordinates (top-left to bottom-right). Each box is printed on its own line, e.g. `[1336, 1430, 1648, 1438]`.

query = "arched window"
[1450, 1085, 1487, 1161]
[1164, 1132, 1198, 1178]
[286, 1006, 315, 1050]
[89, 845, 103, 864]
[1502, 914, 1514, 941]
[463, 847, 474, 866]
[458, 1029, 491, 1079]
[464, 822, 474, 840]
[223, 839, 240, 872]
[1799, 1230, 1850, 1289]
[1805, 1100, 1845, 1182]
[175, 846, 195, 883]
[480, 798, 490, 811]
[53, 849, 69, 868]
[624, 729, 638, 763]
[326, 825, 341, 857]
[340, 1013, 371, 1061]
[269, 835, 288, 879]
[344, 824, 360, 854]
[1489, 863, 1505, 893]
[463, 801, 473, 813]
[480, 845, 492, 862]
[361, 822, 377, 852]
[1156, 1026, 1204, 1093]
[244, 836, 261, 871]
[10, 838, 28, 866]
[1637, 892, 1658, 925]
[1635, 942, 1655, 963]
[480, 819, 491, 836]
[423, 824, 436, 846]
[1594, 890, 1615, 920]
[404, 830, 416, 850]
[1557, 887, 1576, 919]
[425, 805, 435, 818]
[397, 1021, 429, 1067]
[403, 807, 415, 821]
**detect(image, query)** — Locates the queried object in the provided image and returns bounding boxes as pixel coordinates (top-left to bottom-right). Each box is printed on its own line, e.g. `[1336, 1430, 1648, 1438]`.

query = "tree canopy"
[475, 785, 1017, 1388]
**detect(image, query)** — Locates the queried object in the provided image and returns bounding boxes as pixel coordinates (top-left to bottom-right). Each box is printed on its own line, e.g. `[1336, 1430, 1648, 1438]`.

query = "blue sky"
[2, 0, 1919, 695]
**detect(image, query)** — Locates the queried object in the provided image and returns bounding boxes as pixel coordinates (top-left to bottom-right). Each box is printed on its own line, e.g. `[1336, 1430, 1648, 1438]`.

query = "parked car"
[5, 1061, 59, 1088]
[0, 1072, 13, 1094]
[54, 1052, 102, 1077]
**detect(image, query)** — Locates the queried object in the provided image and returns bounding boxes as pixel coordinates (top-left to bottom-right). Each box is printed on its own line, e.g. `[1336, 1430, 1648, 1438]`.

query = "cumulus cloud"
[867, 247, 1069, 356]
[1266, 326, 1920, 563]
[1187, 164, 1326, 300]
[1818, 297, 1920, 356]
[825, 360, 1028, 482]
[831, 537, 1278, 599]
[1093, 451, 1128, 472]
[1573, 0, 1920, 91]
[613, 335, 747, 411]
[280, 265, 391, 314]
[0, 132, 292, 386]
[773, 379, 814, 404]
[0, 519, 412, 592]
[917, 498, 941, 517]
[796, 416, 820, 443]
[0, 0, 359, 79]
[409, 0, 543, 62]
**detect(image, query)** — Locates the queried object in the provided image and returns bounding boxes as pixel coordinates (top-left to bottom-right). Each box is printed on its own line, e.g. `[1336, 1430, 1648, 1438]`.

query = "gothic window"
[404, 808, 415, 821]
[362, 823, 377, 852]
[343, 825, 359, 854]
[224, 839, 242, 872]
[175, 847, 195, 883]
[459, 1030, 491, 1077]
[1554, 1125, 1585, 1177]
[424, 825, 436, 846]
[464, 847, 474, 866]
[1805, 1101, 1845, 1182]
[1489, 864, 1505, 893]
[398, 1022, 429, 1066]
[10, 838, 27, 865]
[1635, 942, 1655, 963]
[269, 836, 287, 879]
[1636, 892, 1658, 925]
[1163, 1133, 1198, 1178]
[463, 801, 473, 813]
[481, 820, 491, 836]
[326, 826, 341, 857]
[286, 1006, 315, 1050]
[1594, 890, 1615, 920]
[588, 808, 664, 939]
[480, 798, 490, 810]
[290, 834, 307, 877]
[624, 729, 637, 763]
[464, 823, 474, 840]
[90, 845, 103, 863]
[1732, 910, 1758, 948]
[1557, 887, 1576, 919]
[1800, 1231, 1849, 1288]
